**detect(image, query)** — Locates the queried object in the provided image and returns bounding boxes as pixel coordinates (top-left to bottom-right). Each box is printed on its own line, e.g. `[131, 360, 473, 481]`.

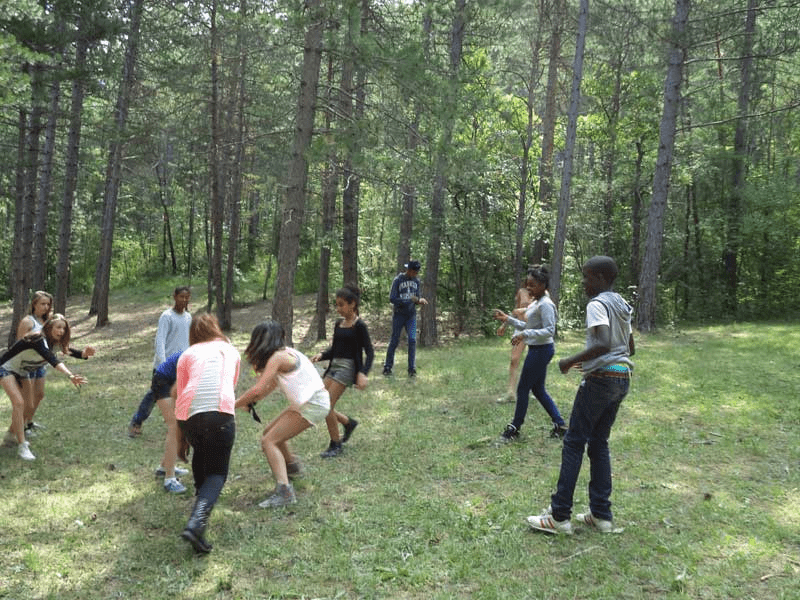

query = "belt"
[587, 366, 630, 379]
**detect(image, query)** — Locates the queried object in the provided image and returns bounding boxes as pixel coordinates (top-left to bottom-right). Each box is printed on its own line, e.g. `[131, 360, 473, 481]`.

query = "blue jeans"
[384, 311, 417, 372]
[550, 374, 630, 522]
[513, 343, 562, 429]
[130, 370, 172, 427]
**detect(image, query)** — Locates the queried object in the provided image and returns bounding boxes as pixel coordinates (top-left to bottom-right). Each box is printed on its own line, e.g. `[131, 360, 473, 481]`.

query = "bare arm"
[558, 324, 611, 374]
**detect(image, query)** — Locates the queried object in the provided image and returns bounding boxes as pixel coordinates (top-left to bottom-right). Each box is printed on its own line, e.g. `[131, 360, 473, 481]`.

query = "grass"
[1, 293, 798, 599]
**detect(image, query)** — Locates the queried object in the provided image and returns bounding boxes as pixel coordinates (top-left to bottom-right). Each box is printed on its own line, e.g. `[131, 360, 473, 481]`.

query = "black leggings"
[178, 411, 235, 506]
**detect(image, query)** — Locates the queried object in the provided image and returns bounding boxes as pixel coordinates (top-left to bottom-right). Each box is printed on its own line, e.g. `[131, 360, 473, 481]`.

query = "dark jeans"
[130, 370, 173, 426]
[384, 311, 417, 372]
[513, 343, 562, 429]
[550, 374, 630, 522]
[178, 411, 236, 506]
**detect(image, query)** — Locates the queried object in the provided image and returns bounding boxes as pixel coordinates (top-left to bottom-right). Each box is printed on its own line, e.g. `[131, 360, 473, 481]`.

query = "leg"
[510, 347, 534, 430]
[130, 370, 159, 429]
[507, 339, 525, 395]
[384, 313, 404, 371]
[3, 376, 26, 444]
[406, 314, 417, 373]
[156, 396, 178, 478]
[323, 378, 347, 442]
[261, 408, 311, 486]
[527, 344, 565, 428]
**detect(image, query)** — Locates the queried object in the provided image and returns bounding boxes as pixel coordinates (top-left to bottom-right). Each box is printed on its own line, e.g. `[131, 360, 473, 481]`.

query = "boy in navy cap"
[382, 260, 427, 377]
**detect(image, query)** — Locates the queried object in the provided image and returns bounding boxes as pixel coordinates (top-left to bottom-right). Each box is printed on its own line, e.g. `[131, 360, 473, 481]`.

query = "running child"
[495, 280, 534, 403]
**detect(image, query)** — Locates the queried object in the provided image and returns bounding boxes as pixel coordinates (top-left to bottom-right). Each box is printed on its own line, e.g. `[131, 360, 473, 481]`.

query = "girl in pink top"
[235, 320, 330, 508]
[174, 314, 240, 554]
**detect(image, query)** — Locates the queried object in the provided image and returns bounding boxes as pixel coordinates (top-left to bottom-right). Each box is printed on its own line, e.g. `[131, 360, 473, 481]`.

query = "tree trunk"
[55, 35, 88, 315]
[91, 0, 144, 326]
[272, 0, 324, 345]
[209, 0, 225, 319]
[9, 108, 33, 347]
[420, 0, 466, 348]
[637, 0, 690, 332]
[549, 0, 588, 307]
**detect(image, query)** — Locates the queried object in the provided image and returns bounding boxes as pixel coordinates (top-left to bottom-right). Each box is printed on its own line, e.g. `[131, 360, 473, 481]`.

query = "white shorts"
[298, 389, 331, 425]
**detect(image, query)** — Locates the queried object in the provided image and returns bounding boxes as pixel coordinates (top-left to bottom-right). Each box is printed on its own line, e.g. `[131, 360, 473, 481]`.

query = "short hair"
[527, 264, 550, 289]
[174, 286, 191, 296]
[41, 313, 71, 353]
[583, 256, 619, 284]
[244, 320, 286, 372]
[336, 284, 361, 313]
[29, 290, 54, 318]
[189, 313, 224, 345]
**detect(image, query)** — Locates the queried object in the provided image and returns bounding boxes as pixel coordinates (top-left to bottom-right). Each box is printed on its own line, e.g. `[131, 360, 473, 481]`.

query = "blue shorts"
[28, 366, 47, 380]
[0, 367, 25, 384]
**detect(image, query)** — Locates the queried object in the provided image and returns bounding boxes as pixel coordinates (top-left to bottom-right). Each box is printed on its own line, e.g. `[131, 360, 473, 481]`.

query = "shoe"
[498, 423, 519, 443]
[382, 367, 392, 376]
[496, 392, 516, 404]
[320, 440, 343, 458]
[24, 427, 37, 438]
[258, 483, 297, 508]
[128, 423, 142, 438]
[286, 460, 303, 479]
[26, 421, 45, 430]
[550, 424, 568, 439]
[182, 497, 213, 553]
[575, 510, 614, 533]
[408, 369, 417, 378]
[18, 441, 36, 461]
[155, 465, 190, 477]
[526, 511, 573, 535]
[342, 418, 358, 443]
[3, 430, 17, 448]
[164, 477, 187, 493]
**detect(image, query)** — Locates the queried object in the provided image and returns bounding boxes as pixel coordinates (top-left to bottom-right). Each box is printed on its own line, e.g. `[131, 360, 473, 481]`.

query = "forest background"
[1, 0, 799, 346]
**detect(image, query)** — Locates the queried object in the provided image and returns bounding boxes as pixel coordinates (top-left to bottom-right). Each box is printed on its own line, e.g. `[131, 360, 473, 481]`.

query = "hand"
[558, 358, 573, 374]
[511, 334, 523, 346]
[493, 309, 507, 322]
[311, 353, 321, 363]
[418, 298, 428, 306]
[82, 346, 96, 358]
[496, 325, 506, 336]
[355, 372, 368, 390]
[70, 374, 88, 387]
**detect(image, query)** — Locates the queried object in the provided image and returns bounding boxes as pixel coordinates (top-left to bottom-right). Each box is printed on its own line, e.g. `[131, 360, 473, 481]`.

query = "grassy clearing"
[1, 295, 798, 599]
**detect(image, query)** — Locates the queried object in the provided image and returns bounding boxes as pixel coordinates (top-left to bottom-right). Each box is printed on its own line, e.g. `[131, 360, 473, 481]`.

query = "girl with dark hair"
[493, 265, 566, 442]
[1, 314, 88, 460]
[15, 291, 95, 435]
[312, 284, 374, 458]
[235, 320, 330, 508]
[174, 313, 240, 553]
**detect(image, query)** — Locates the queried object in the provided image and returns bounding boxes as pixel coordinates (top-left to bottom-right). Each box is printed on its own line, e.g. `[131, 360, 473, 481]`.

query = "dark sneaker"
[382, 367, 392, 376]
[286, 460, 303, 479]
[320, 440, 343, 458]
[498, 423, 519, 443]
[342, 418, 359, 443]
[408, 369, 417, 378]
[128, 423, 142, 438]
[258, 483, 297, 508]
[550, 424, 568, 439]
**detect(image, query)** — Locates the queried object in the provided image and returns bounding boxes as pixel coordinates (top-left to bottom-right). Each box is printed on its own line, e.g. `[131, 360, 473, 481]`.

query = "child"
[382, 260, 427, 377]
[312, 284, 374, 458]
[235, 320, 330, 508]
[527, 256, 635, 535]
[494, 265, 566, 441]
[1, 314, 88, 460]
[15, 291, 95, 435]
[496, 280, 534, 403]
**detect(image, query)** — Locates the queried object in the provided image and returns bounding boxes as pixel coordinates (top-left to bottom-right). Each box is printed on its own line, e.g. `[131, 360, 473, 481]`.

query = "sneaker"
[258, 483, 297, 508]
[496, 392, 516, 404]
[26, 421, 45, 430]
[164, 477, 187, 493]
[320, 440, 343, 458]
[3, 430, 17, 448]
[526, 511, 573, 535]
[24, 427, 37, 439]
[155, 465, 190, 477]
[342, 418, 359, 443]
[575, 510, 614, 533]
[286, 460, 303, 479]
[408, 368, 417, 378]
[18, 441, 36, 461]
[550, 424, 568, 439]
[128, 423, 142, 438]
[498, 423, 519, 443]
[382, 367, 392, 376]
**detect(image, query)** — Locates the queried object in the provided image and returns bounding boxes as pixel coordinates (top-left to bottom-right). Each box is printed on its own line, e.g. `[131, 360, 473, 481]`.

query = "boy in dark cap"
[382, 260, 427, 377]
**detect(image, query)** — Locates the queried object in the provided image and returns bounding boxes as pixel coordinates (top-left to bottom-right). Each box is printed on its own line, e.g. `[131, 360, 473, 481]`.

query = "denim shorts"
[324, 358, 356, 387]
[0, 366, 24, 384]
[28, 366, 48, 380]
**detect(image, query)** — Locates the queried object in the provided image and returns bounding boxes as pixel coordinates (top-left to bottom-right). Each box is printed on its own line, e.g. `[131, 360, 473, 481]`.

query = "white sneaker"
[155, 465, 189, 477]
[18, 441, 36, 461]
[526, 510, 573, 534]
[575, 510, 614, 533]
[164, 477, 187, 493]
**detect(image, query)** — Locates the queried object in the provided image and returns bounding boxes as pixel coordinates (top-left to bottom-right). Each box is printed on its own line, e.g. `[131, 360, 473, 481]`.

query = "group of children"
[3, 255, 634, 550]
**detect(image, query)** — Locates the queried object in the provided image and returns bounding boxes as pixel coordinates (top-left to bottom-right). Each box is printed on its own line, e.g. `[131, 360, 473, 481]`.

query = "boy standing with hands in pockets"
[527, 256, 635, 535]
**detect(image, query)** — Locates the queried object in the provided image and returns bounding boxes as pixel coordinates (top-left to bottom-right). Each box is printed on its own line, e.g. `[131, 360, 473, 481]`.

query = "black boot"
[181, 497, 213, 554]
[320, 440, 343, 458]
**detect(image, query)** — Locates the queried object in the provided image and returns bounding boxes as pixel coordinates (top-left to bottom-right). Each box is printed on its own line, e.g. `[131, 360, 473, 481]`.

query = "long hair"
[189, 313, 225, 345]
[40, 314, 71, 353]
[29, 290, 53, 319]
[528, 264, 550, 289]
[244, 320, 285, 372]
[336, 284, 361, 315]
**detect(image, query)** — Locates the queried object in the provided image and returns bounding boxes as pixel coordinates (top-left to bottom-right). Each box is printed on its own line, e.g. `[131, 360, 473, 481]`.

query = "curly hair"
[335, 284, 361, 314]
[527, 264, 550, 289]
[244, 320, 286, 372]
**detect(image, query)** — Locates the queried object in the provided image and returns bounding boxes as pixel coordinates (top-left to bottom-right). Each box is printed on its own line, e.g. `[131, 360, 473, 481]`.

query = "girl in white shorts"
[235, 320, 331, 508]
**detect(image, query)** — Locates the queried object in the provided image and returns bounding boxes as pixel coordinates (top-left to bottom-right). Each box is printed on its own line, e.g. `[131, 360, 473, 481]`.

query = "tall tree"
[272, 0, 325, 344]
[637, 0, 690, 331]
[549, 0, 588, 306]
